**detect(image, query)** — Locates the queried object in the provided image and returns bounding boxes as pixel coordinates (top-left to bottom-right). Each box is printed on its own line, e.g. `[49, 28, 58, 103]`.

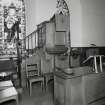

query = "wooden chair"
[26, 63, 44, 96]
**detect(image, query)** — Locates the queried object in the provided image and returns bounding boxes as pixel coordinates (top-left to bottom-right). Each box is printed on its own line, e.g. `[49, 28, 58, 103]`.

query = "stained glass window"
[0, 0, 26, 58]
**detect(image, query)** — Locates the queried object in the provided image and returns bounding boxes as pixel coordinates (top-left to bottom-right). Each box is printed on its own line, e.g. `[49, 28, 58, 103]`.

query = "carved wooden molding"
[56, 0, 69, 16]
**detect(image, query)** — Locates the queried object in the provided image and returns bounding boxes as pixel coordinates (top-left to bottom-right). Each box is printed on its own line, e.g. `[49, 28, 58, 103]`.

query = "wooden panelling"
[55, 14, 69, 31]
[46, 22, 55, 48]
[54, 70, 105, 105]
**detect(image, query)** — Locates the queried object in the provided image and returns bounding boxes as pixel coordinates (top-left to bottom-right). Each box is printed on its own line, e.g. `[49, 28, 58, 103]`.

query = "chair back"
[26, 63, 40, 78]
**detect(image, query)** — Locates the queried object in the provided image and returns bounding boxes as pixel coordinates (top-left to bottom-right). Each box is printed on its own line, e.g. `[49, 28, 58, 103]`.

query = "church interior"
[0, 0, 105, 105]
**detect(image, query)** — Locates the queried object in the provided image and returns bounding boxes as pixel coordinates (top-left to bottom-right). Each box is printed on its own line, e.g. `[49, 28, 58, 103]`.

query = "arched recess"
[0, 0, 26, 58]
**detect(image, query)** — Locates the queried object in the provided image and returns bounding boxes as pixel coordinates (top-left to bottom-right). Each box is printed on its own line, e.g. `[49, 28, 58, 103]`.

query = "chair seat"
[27, 76, 45, 96]
[28, 76, 44, 82]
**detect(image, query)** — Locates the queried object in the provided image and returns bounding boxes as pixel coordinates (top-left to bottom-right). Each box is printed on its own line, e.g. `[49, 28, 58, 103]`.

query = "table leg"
[100, 56, 103, 72]
[94, 57, 98, 73]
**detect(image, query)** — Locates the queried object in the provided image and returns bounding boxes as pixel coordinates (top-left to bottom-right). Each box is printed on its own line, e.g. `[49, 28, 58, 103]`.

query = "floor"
[2, 80, 54, 105]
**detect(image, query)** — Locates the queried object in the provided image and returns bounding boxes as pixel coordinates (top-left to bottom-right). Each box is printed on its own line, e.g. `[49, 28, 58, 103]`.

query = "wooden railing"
[24, 30, 38, 55]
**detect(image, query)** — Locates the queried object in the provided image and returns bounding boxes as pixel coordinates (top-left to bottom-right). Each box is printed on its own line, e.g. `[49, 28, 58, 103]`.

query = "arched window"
[0, 0, 25, 57]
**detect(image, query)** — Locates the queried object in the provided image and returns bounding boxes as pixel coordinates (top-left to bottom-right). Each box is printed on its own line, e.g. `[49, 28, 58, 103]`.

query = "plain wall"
[66, 0, 105, 47]
[24, 0, 36, 36]
[65, 0, 83, 47]
[24, 0, 56, 36]
[81, 0, 105, 47]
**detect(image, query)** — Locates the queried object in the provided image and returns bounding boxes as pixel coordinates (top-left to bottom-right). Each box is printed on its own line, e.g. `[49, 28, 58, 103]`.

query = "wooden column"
[16, 21, 22, 87]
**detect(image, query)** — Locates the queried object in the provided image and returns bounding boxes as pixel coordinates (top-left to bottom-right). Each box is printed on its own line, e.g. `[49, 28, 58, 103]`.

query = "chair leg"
[41, 81, 43, 91]
[16, 95, 19, 105]
[41, 80, 44, 91]
[29, 82, 32, 96]
[26, 80, 28, 88]
[43, 79, 45, 91]
[46, 78, 48, 90]
[45, 77, 48, 91]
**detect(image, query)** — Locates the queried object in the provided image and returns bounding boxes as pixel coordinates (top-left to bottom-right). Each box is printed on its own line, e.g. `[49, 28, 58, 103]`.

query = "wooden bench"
[0, 80, 13, 90]
[0, 81, 18, 105]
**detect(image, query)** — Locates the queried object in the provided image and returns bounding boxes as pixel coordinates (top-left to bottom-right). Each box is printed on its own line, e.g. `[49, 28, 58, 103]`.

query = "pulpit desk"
[54, 66, 105, 105]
